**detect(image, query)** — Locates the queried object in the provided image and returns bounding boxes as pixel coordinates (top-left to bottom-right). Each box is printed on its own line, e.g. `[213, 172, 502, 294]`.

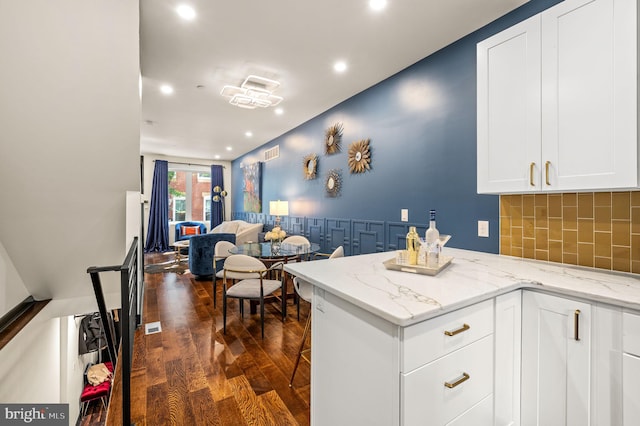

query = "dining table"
[228, 241, 321, 259]
[227, 241, 322, 315]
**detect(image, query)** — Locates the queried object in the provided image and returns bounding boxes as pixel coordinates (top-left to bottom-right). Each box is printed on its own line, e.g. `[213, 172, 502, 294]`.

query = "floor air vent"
[145, 321, 162, 335]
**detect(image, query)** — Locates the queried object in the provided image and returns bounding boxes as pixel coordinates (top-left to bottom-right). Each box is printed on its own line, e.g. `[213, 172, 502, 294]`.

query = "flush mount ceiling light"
[220, 75, 283, 109]
[176, 4, 196, 20]
[369, 0, 387, 11]
[333, 61, 348, 73]
[160, 84, 174, 95]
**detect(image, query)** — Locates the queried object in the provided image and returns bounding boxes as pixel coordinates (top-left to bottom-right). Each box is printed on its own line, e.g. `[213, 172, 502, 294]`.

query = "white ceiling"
[140, 0, 528, 161]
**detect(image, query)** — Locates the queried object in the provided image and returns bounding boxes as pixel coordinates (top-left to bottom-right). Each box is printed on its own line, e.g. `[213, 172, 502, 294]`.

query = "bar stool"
[289, 246, 343, 387]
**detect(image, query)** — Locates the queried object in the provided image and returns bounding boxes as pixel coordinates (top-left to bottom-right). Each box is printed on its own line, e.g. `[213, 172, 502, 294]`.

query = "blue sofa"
[188, 233, 236, 280]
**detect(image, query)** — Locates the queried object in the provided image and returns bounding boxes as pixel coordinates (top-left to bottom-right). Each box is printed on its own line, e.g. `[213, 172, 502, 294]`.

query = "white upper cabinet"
[477, 0, 638, 194]
[477, 16, 541, 193]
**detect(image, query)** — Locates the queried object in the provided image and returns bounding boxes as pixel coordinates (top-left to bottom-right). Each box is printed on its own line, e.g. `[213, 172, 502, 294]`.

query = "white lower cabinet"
[623, 312, 640, 425]
[623, 354, 640, 425]
[521, 291, 592, 426]
[447, 395, 494, 426]
[311, 286, 636, 426]
[494, 291, 521, 426]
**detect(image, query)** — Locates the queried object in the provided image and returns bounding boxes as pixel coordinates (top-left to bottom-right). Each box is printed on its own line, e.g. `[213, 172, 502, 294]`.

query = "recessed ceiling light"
[369, 0, 387, 11]
[176, 4, 196, 20]
[333, 61, 348, 73]
[226, 146, 233, 151]
[160, 84, 174, 95]
[245, 131, 253, 138]
[214, 154, 221, 159]
[275, 108, 284, 115]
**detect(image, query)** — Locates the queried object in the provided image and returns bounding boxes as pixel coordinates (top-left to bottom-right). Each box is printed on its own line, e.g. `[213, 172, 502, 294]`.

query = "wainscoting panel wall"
[326, 218, 352, 256]
[305, 218, 325, 248]
[233, 212, 433, 256]
[289, 216, 305, 236]
[352, 220, 385, 255]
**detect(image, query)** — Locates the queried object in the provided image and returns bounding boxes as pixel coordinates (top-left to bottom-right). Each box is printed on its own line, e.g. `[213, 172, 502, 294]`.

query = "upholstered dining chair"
[289, 245, 344, 387]
[213, 240, 237, 307]
[222, 254, 286, 339]
[281, 235, 311, 261]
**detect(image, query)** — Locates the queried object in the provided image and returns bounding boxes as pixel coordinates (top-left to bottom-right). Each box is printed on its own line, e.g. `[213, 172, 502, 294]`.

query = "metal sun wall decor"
[303, 153, 318, 180]
[325, 169, 342, 197]
[324, 122, 343, 155]
[348, 138, 371, 173]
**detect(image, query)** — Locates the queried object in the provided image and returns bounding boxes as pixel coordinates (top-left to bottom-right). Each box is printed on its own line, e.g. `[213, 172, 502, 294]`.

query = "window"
[172, 197, 186, 221]
[197, 172, 211, 182]
[168, 167, 211, 223]
[203, 195, 211, 221]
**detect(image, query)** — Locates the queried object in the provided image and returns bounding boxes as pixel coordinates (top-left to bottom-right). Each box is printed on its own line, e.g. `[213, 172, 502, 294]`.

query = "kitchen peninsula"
[284, 248, 640, 425]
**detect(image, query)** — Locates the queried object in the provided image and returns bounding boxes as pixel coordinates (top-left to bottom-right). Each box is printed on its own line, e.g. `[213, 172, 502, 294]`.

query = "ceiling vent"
[264, 145, 280, 162]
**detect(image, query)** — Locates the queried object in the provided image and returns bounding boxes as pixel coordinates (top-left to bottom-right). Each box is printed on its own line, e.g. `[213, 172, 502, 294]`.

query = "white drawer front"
[623, 312, 640, 356]
[446, 394, 493, 426]
[402, 299, 494, 372]
[401, 335, 494, 426]
[623, 353, 640, 425]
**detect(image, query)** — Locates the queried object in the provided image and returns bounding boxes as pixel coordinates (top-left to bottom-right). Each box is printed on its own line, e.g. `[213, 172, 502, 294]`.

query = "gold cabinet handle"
[574, 309, 581, 341]
[444, 372, 470, 389]
[444, 323, 470, 336]
[545, 161, 551, 186]
[530, 162, 536, 186]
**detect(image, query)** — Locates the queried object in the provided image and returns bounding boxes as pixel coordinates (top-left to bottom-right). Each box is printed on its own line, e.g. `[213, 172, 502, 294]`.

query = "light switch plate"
[478, 220, 489, 238]
[401, 209, 409, 222]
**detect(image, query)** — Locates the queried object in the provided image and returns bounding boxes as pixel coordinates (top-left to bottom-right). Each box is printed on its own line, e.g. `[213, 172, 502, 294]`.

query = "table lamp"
[269, 200, 289, 227]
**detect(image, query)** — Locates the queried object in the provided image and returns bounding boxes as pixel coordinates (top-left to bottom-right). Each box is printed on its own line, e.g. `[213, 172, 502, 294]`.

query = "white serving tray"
[382, 255, 453, 276]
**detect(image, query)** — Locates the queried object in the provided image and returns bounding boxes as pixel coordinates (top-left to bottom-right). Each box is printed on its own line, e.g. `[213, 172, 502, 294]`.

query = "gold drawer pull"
[444, 372, 470, 389]
[530, 162, 536, 186]
[444, 323, 470, 336]
[545, 161, 551, 186]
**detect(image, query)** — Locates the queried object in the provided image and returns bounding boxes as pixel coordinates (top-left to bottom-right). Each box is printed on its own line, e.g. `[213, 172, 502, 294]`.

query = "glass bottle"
[425, 210, 440, 268]
[406, 226, 420, 265]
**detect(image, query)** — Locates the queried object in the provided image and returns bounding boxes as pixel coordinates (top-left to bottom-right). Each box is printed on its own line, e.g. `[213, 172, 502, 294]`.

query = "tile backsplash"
[500, 191, 640, 274]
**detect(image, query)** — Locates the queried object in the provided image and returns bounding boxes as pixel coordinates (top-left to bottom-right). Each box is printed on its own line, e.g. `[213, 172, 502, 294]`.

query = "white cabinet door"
[623, 312, 640, 425]
[591, 304, 622, 426]
[623, 353, 640, 425]
[521, 291, 591, 426]
[477, 16, 541, 194]
[541, 0, 637, 191]
[494, 291, 521, 426]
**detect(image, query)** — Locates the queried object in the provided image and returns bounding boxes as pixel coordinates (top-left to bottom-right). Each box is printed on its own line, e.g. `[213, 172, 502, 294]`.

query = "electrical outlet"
[478, 220, 489, 238]
[401, 209, 409, 222]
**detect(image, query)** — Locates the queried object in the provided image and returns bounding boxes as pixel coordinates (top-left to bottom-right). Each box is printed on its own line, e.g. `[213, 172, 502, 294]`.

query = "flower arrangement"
[264, 226, 286, 243]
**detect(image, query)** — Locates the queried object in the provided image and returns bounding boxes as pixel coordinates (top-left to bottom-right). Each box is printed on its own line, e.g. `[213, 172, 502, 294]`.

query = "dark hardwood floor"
[82, 251, 311, 426]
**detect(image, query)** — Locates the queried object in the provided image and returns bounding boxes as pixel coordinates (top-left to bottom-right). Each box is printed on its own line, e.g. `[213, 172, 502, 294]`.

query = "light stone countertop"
[284, 247, 640, 326]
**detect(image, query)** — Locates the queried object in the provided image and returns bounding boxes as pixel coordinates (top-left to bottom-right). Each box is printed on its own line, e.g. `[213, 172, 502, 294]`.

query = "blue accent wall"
[231, 0, 562, 254]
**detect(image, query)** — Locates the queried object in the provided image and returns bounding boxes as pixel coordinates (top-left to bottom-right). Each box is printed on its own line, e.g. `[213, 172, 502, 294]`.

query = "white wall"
[0, 315, 61, 404]
[0, 0, 141, 300]
[0, 295, 114, 425]
[141, 154, 232, 246]
[0, 241, 29, 318]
